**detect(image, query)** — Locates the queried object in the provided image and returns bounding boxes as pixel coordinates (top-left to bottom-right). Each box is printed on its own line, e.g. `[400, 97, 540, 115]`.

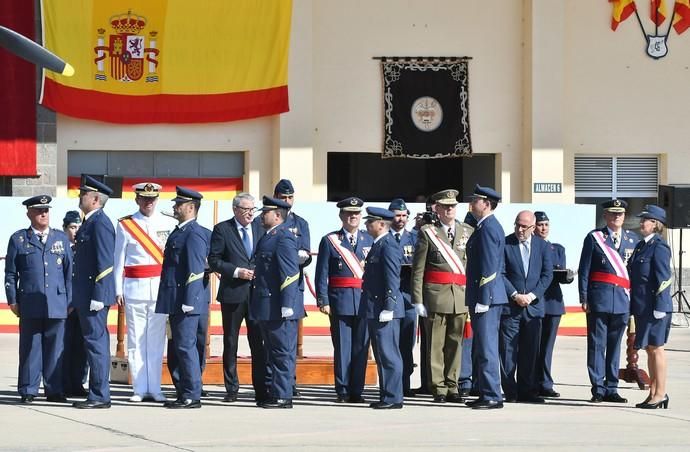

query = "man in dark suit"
[464, 185, 507, 410]
[362, 207, 404, 409]
[500, 210, 553, 403]
[314, 197, 372, 403]
[156, 186, 211, 409]
[5, 195, 72, 404]
[208, 192, 268, 403]
[533, 211, 574, 398]
[578, 199, 639, 403]
[250, 196, 302, 409]
[71, 176, 116, 409]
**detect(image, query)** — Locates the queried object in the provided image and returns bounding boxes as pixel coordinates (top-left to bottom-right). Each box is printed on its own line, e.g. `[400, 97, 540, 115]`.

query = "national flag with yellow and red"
[610, 0, 638, 30]
[673, 0, 690, 33]
[40, 0, 292, 124]
[651, 0, 667, 26]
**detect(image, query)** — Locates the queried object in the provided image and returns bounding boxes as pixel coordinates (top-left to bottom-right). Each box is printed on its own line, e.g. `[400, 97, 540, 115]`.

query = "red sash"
[119, 217, 164, 265]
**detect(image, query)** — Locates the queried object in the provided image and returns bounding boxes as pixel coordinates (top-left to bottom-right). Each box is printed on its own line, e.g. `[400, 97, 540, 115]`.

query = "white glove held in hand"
[281, 307, 294, 318]
[89, 300, 104, 312]
[181, 304, 194, 313]
[475, 303, 490, 314]
[653, 310, 666, 319]
[414, 304, 428, 318]
[378, 310, 394, 322]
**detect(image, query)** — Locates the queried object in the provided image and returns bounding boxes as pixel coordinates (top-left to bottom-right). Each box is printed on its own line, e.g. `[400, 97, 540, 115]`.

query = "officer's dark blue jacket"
[543, 242, 568, 316]
[156, 220, 211, 315]
[390, 229, 417, 308]
[284, 211, 311, 293]
[5, 228, 72, 319]
[72, 209, 115, 309]
[466, 214, 508, 307]
[629, 234, 673, 315]
[250, 223, 303, 321]
[314, 229, 373, 316]
[362, 234, 404, 319]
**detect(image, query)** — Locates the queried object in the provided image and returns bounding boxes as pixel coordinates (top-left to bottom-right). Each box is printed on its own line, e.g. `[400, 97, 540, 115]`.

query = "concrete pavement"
[2, 319, 690, 451]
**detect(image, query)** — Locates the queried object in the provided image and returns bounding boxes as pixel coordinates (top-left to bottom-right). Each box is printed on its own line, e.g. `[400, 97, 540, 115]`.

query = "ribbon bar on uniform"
[424, 270, 466, 286]
[124, 264, 163, 278]
[589, 271, 631, 289]
[328, 276, 363, 289]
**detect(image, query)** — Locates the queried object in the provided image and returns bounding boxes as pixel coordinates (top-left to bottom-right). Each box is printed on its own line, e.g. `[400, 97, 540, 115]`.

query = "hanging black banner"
[382, 59, 472, 159]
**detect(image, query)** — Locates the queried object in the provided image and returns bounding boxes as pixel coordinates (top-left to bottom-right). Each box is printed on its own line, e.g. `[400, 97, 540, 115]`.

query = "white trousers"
[125, 298, 167, 395]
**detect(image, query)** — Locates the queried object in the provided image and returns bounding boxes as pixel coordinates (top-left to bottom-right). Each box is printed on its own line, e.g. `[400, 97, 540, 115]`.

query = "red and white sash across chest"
[591, 230, 630, 297]
[424, 227, 465, 275]
[327, 233, 364, 279]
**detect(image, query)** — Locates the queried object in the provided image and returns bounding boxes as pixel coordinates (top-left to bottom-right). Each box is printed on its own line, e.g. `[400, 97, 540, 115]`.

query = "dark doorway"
[327, 152, 495, 202]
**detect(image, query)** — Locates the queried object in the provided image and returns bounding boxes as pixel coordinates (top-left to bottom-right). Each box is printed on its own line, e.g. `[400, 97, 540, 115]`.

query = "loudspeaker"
[658, 184, 690, 229]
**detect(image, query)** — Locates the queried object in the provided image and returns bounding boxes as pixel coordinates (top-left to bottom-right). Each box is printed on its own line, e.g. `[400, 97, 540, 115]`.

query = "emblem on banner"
[411, 96, 443, 132]
[94, 10, 160, 82]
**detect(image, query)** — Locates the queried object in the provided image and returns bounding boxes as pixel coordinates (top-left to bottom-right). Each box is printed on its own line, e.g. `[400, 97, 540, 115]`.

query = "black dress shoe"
[590, 394, 604, 403]
[335, 395, 349, 403]
[65, 387, 88, 397]
[20, 394, 35, 404]
[459, 388, 471, 398]
[603, 393, 627, 403]
[432, 395, 447, 403]
[403, 390, 416, 398]
[73, 400, 111, 409]
[262, 399, 293, 409]
[469, 388, 481, 397]
[412, 386, 431, 395]
[200, 390, 209, 398]
[166, 399, 201, 409]
[504, 397, 518, 403]
[223, 393, 238, 403]
[348, 395, 367, 403]
[446, 393, 464, 403]
[518, 395, 545, 404]
[639, 395, 669, 409]
[465, 398, 483, 407]
[292, 388, 302, 398]
[471, 399, 504, 410]
[46, 394, 68, 403]
[371, 401, 403, 410]
[539, 389, 560, 398]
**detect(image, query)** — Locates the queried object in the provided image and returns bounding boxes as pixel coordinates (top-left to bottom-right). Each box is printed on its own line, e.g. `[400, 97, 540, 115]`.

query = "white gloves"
[297, 250, 310, 265]
[181, 304, 194, 313]
[378, 310, 394, 322]
[414, 304, 428, 318]
[475, 303, 489, 314]
[89, 300, 104, 312]
[281, 307, 294, 318]
[653, 310, 667, 319]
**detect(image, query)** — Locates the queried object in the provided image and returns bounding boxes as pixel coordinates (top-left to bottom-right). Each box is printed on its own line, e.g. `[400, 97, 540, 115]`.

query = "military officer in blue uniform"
[314, 197, 372, 403]
[5, 195, 72, 404]
[362, 207, 404, 409]
[464, 185, 507, 410]
[273, 179, 311, 397]
[533, 211, 574, 398]
[61, 210, 88, 397]
[71, 176, 116, 409]
[250, 196, 303, 409]
[388, 198, 418, 397]
[156, 187, 210, 409]
[578, 199, 639, 403]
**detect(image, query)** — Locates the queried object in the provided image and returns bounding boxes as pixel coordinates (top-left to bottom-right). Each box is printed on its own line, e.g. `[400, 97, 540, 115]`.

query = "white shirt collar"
[84, 208, 100, 221]
[31, 226, 49, 236]
[374, 233, 385, 244]
[177, 218, 195, 229]
[644, 233, 655, 243]
[476, 212, 493, 226]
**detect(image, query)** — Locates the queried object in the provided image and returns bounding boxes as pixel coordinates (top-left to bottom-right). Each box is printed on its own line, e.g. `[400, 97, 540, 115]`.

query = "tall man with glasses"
[411, 189, 472, 404]
[578, 199, 639, 403]
[208, 193, 268, 404]
[500, 211, 552, 404]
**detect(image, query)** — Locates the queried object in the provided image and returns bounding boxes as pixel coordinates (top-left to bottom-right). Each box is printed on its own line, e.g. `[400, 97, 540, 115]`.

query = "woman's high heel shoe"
[635, 396, 652, 408]
[640, 395, 669, 409]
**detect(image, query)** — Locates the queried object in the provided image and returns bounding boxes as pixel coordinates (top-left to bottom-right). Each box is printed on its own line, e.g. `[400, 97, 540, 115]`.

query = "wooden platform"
[111, 356, 378, 386]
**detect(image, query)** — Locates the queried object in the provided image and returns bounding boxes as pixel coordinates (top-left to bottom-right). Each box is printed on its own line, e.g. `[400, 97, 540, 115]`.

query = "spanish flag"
[651, 0, 667, 25]
[67, 176, 242, 200]
[674, 0, 690, 33]
[40, 0, 292, 124]
[610, 0, 637, 30]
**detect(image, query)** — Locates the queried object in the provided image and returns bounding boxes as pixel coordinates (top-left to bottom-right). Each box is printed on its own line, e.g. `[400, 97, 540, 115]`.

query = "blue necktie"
[241, 227, 252, 258]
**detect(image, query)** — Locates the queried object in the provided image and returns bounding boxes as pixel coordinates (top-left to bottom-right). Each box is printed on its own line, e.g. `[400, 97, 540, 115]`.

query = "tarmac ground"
[2, 316, 690, 451]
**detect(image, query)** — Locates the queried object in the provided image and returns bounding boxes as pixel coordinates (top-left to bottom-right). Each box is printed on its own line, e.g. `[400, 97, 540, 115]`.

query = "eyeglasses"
[234, 206, 254, 213]
[514, 223, 534, 230]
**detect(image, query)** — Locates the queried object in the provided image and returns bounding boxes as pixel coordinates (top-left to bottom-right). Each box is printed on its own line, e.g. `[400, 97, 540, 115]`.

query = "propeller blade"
[0, 25, 73, 76]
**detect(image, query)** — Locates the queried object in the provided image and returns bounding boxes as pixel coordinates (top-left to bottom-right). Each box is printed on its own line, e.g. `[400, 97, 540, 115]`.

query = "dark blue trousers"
[399, 305, 417, 393]
[458, 336, 473, 390]
[18, 318, 65, 397]
[368, 318, 403, 405]
[586, 311, 629, 397]
[538, 314, 561, 392]
[76, 306, 111, 402]
[470, 305, 502, 402]
[168, 311, 208, 397]
[169, 313, 203, 401]
[63, 310, 88, 394]
[330, 314, 369, 397]
[499, 311, 542, 399]
[261, 319, 298, 400]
